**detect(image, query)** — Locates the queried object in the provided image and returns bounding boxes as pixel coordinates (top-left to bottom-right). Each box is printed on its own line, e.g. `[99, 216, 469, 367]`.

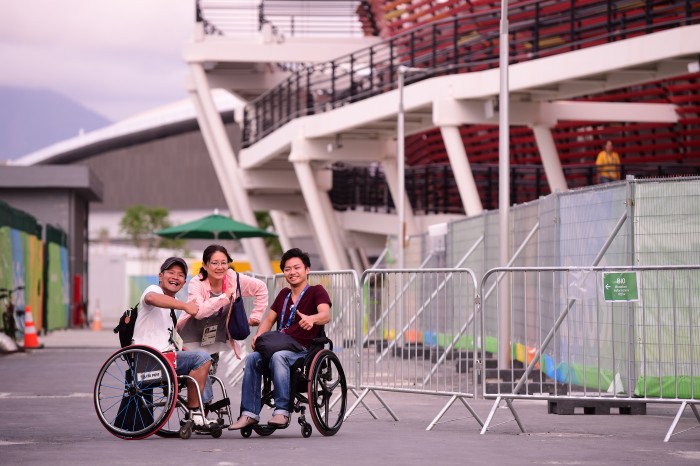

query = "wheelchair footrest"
[206, 398, 230, 412]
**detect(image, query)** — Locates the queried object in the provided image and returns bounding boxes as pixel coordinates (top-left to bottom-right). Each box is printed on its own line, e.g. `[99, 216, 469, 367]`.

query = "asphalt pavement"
[0, 329, 699, 466]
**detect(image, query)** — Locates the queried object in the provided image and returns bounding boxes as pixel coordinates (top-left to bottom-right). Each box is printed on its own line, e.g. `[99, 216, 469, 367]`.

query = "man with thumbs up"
[228, 248, 331, 430]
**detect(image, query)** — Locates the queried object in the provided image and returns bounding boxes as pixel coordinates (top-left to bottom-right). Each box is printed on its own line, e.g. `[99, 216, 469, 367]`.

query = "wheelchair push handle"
[310, 336, 332, 351]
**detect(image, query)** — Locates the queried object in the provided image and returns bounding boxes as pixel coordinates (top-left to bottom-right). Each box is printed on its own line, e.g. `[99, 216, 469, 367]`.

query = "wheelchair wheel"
[179, 421, 193, 440]
[94, 345, 178, 440]
[156, 381, 188, 438]
[307, 349, 347, 436]
[301, 423, 312, 438]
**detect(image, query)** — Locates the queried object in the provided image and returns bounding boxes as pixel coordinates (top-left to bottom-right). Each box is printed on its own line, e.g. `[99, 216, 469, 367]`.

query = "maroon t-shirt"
[270, 285, 332, 348]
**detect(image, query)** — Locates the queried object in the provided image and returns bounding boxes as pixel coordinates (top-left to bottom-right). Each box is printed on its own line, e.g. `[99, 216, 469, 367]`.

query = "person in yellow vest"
[596, 140, 621, 183]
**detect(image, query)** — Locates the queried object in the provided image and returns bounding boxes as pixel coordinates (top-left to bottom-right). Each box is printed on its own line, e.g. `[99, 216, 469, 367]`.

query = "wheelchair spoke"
[104, 366, 128, 385]
[308, 350, 347, 436]
[322, 396, 330, 419]
[94, 346, 177, 440]
[110, 400, 127, 424]
[98, 382, 128, 392]
[327, 379, 341, 391]
[98, 393, 128, 411]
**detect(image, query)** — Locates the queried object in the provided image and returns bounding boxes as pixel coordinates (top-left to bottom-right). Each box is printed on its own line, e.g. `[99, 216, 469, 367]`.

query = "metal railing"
[328, 163, 700, 215]
[235, 263, 700, 440]
[239, 0, 700, 147]
[230, 177, 700, 440]
[196, 0, 368, 38]
[224, 270, 359, 389]
[346, 268, 483, 431]
[478, 265, 700, 442]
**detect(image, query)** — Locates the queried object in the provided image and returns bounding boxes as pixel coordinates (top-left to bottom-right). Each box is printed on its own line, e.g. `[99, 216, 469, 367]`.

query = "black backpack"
[113, 303, 139, 348]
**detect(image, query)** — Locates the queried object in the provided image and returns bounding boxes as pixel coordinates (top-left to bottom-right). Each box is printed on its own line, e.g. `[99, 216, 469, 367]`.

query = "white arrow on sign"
[605, 284, 610, 290]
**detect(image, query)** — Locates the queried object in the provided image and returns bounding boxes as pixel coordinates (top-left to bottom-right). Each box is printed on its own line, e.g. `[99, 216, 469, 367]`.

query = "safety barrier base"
[665, 401, 700, 443]
[548, 399, 647, 415]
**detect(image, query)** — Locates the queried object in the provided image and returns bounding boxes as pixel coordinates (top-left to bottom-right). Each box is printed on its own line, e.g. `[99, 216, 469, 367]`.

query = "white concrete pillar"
[347, 246, 364, 273]
[268, 210, 293, 252]
[317, 185, 352, 270]
[440, 125, 484, 216]
[357, 248, 371, 270]
[292, 160, 346, 270]
[531, 124, 568, 193]
[319, 188, 363, 272]
[188, 63, 273, 274]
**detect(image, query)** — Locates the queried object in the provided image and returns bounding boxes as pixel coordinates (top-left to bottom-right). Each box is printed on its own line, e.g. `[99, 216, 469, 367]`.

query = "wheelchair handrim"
[93, 346, 178, 440]
[308, 350, 347, 436]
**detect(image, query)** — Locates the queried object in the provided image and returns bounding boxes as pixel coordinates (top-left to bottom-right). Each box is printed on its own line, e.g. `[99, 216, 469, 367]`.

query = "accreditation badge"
[201, 325, 218, 346]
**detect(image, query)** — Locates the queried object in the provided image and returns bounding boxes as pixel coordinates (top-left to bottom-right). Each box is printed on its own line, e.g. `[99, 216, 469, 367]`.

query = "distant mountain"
[0, 86, 111, 161]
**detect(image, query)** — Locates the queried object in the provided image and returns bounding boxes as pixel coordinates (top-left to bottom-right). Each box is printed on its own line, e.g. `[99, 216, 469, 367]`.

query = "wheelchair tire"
[156, 378, 189, 438]
[301, 424, 312, 438]
[179, 421, 193, 440]
[94, 345, 178, 440]
[155, 398, 188, 438]
[307, 349, 347, 436]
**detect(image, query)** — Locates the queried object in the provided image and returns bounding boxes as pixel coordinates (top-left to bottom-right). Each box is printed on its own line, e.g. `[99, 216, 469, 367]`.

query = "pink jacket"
[178, 269, 268, 359]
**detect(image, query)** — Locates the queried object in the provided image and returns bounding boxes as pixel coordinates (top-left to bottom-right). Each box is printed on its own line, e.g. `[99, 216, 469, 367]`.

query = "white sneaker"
[190, 411, 212, 428]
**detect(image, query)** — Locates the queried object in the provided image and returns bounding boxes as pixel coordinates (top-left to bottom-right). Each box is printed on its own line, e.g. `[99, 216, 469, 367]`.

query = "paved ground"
[0, 329, 699, 465]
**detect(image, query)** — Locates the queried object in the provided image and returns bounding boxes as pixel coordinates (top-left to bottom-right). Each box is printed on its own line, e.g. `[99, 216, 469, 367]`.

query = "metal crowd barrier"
[303, 270, 361, 391]
[233, 271, 361, 392]
[272, 270, 369, 414]
[478, 266, 700, 442]
[346, 268, 483, 431]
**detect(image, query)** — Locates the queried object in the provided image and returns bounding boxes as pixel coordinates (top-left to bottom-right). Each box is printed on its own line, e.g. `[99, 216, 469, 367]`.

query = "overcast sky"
[0, 0, 196, 121]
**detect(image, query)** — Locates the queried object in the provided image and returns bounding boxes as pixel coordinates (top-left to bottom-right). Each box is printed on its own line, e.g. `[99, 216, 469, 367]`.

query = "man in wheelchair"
[229, 248, 331, 430]
[132, 257, 215, 429]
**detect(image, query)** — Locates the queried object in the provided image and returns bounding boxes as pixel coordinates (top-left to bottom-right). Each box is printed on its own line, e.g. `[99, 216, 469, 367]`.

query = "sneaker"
[190, 411, 212, 428]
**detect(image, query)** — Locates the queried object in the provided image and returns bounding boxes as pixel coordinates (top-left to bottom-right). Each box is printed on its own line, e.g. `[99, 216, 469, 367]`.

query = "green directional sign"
[602, 272, 639, 302]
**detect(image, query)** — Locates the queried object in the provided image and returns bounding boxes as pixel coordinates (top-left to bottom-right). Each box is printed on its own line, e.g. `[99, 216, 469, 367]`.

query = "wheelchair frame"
[93, 345, 233, 440]
[239, 336, 348, 439]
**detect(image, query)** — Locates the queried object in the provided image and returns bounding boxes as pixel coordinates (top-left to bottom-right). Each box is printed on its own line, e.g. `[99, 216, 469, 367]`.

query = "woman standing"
[178, 244, 268, 359]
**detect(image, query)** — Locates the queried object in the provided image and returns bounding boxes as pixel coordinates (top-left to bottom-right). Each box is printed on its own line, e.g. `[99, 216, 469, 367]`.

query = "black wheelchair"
[93, 345, 233, 440]
[239, 335, 348, 438]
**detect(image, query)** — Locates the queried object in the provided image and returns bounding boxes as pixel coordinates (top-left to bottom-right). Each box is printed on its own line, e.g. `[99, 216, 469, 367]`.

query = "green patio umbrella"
[155, 213, 277, 240]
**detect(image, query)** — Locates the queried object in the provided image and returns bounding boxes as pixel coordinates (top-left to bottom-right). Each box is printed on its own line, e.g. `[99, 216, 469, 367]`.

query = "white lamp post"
[396, 65, 428, 269]
[498, 0, 511, 368]
[397, 65, 407, 269]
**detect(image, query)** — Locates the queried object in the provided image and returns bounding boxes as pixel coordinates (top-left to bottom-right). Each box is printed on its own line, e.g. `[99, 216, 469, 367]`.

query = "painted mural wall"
[0, 200, 69, 334]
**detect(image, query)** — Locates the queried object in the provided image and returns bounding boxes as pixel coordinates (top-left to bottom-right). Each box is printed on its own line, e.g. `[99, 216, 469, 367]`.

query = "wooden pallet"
[548, 399, 647, 415]
[485, 381, 568, 395]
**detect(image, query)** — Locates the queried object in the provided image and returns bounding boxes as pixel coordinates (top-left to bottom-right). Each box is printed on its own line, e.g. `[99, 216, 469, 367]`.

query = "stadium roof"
[9, 89, 241, 166]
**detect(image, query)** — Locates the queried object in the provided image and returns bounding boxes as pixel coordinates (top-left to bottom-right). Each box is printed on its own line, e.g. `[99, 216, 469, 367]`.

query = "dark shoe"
[228, 415, 258, 430]
[268, 414, 289, 426]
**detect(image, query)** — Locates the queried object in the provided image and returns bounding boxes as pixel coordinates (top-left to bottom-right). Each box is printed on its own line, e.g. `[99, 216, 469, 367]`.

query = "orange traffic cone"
[23, 306, 42, 349]
[91, 301, 103, 331]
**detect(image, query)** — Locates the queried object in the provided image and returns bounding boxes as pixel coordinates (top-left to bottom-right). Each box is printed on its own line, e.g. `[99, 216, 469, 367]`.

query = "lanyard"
[279, 285, 310, 331]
